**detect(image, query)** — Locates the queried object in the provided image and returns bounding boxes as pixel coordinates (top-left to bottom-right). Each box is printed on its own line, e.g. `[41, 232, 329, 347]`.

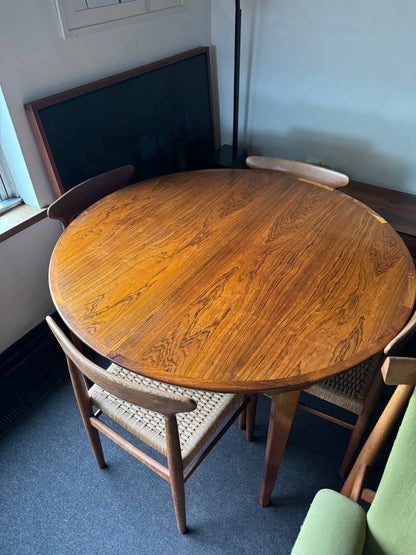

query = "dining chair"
[291, 353, 416, 554]
[245, 308, 416, 477]
[46, 316, 250, 533]
[245, 156, 349, 188]
[47, 165, 135, 229]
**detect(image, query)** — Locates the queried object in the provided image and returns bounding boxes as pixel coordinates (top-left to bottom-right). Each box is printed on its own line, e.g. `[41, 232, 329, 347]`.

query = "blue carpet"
[0, 374, 386, 555]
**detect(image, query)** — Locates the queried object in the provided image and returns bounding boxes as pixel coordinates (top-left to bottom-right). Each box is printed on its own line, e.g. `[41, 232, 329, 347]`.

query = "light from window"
[0, 147, 22, 215]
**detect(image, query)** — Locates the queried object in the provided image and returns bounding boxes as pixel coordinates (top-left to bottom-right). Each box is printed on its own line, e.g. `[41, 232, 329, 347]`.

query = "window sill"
[0, 203, 47, 243]
[0, 197, 22, 215]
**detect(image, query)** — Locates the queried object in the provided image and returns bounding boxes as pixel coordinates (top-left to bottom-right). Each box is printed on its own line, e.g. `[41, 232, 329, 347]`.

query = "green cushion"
[291, 489, 366, 555]
[364, 389, 416, 555]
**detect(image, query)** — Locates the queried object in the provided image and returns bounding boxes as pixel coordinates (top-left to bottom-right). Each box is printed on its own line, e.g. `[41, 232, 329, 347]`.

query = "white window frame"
[0, 147, 22, 215]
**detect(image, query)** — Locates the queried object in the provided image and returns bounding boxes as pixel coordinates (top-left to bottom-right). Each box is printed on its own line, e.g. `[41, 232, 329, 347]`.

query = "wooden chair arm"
[361, 488, 376, 504]
[382, 356, 416, 385]
[348, 462, 376, 504]
[341, 384, 414, 499]
[350, 463, 368, 502]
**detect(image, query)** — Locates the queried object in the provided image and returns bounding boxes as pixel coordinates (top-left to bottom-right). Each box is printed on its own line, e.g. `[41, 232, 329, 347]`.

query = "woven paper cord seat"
[306, 353, 384, 415]
[90, 364, 240, 467]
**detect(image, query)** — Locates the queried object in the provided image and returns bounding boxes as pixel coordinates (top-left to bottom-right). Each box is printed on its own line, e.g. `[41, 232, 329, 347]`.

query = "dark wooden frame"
[25, 47, 216, 198]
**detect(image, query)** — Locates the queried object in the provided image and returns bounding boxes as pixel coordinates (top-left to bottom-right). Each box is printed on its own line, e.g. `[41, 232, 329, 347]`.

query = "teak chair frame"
[47, 165, 135, 229]
[342, 352, 416, 503]
[47, 317, 250, 533]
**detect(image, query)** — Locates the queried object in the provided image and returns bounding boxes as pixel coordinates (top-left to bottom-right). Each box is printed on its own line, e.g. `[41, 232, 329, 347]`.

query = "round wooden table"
[49, 169, 416, 505]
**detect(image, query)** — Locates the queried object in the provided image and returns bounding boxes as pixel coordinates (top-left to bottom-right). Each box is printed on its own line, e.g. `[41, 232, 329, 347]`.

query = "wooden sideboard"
[342, 180, 416, 259]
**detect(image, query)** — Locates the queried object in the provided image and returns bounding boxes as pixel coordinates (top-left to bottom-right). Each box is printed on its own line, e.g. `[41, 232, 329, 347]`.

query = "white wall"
[0, 0, 211, 353]
[0, 218, 62, 351]
[212, 0, 416, 194]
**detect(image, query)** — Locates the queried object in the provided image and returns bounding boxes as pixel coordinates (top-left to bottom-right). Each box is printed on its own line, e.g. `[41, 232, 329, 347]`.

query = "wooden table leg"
[259, 390, 300, 507]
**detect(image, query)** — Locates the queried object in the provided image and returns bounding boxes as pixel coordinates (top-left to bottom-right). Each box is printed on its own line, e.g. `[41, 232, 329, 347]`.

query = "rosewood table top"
[49, 169, 416, 394]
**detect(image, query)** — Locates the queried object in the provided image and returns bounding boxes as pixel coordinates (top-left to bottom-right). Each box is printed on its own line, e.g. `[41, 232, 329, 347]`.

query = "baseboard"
[0, 314, 68, 435]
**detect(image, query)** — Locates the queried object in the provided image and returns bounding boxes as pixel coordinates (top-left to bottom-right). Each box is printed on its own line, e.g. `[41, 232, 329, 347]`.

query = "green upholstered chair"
[292, 488, 367, 554]
[291, 354, 416, 554]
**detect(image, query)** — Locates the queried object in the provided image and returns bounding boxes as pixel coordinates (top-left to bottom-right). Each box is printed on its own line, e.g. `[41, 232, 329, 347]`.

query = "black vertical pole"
[232, 0, 241, 161]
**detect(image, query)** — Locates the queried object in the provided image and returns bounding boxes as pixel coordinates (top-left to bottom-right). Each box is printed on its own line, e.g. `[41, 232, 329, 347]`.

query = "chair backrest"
[47, 165, 135, 228]
[246, 156, 349, 188]
[364, 356, 416, 555]
[46, 316, 196, 416]
[384, 307, 416, 356]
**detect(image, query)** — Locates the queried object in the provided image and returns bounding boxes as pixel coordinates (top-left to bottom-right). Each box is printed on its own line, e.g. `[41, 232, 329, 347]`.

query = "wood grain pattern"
[49, 169, 416, 393]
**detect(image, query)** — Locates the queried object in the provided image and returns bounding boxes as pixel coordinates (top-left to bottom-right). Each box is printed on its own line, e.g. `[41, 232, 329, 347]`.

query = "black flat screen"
[25, 48, 215, 195]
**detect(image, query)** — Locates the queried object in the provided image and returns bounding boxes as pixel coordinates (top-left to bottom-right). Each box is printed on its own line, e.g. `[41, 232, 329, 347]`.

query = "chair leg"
[67, 358, 106, 468]
[339, 370, 385, 477]
[165, 416, 187, 533]
[246, 394, 258, 441]
[238, 405, 247, 430]
[85, 419, 107, 469]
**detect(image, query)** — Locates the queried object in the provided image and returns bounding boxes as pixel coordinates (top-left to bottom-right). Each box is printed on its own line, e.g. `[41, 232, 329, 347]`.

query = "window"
[0, 147, 22, 215]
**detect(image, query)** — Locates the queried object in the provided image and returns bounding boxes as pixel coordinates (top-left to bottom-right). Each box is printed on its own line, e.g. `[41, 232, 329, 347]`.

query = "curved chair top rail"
[246, 155, 349, 188]
[47, 165, 135, 228]
[385, 306, 416, 356]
